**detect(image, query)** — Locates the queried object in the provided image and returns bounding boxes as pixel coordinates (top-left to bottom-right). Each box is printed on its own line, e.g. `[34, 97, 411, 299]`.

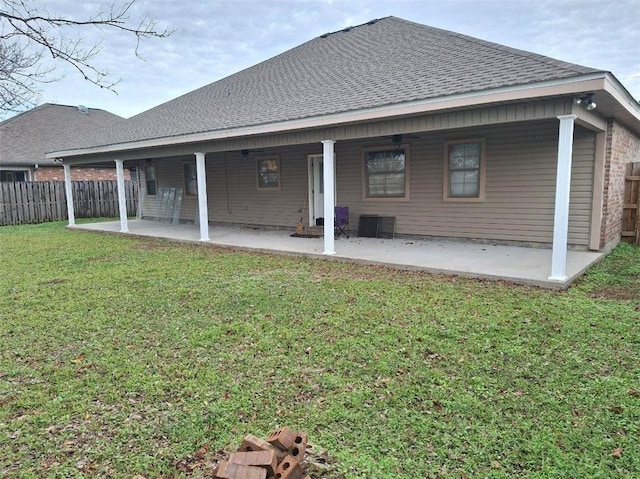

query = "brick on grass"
[215, 460, 267, 479]
[228, 450, 278, 476]
[239, 434, 287, 460]
[267, 427, 306, 451]
[273, 454, 304, 479]
[287, 435, 307, 464]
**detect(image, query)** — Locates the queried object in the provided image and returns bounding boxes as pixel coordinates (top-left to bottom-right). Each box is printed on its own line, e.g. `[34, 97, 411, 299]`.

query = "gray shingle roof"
[67, 16, 603, 151]
[0, 104, 123, 165]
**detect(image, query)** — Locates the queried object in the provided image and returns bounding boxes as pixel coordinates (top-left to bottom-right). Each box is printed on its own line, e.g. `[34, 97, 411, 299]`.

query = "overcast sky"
[25, 0, 640, 119]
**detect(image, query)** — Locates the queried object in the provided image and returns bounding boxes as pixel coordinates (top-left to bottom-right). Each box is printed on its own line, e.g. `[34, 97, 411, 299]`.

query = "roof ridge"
[1, 103, 121, 126]
[323, 16, 600, 75]
[47, 103, 119, 114]
[0, 103, 52, 127]
[318, 16, 390, 39]
[407, 18, 600, 75]
[457, 31, 598, 74]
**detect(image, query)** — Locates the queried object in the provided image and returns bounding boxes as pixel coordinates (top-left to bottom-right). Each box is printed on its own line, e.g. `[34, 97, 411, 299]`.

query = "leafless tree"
[0, 0, 171, 115]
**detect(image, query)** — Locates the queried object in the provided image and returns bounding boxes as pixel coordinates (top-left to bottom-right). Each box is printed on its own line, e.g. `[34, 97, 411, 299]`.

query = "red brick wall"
[600, 120, 640, 249]
[34, 166, 131, 182]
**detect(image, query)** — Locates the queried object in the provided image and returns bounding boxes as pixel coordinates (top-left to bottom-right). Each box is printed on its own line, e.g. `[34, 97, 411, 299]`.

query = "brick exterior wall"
[33, 166, 131, 182]
[600, 120, 640, 249]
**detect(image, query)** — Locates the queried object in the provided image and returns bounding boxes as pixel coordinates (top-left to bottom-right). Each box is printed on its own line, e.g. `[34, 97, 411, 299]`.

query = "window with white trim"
[364, 149, 408, 198]
[444, 139, 485, 201]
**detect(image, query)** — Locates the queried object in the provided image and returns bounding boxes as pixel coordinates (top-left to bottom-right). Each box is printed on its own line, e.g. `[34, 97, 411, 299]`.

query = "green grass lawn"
[1, 221, 639, 478]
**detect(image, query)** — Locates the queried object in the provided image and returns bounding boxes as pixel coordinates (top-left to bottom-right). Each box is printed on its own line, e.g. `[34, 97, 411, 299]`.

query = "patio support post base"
[115, 159, 129, 233]
[549, 114, 576, 282]
[195, 152, 210, 241]
[63, 163, 76, 226]
[322, 140, 336, 255]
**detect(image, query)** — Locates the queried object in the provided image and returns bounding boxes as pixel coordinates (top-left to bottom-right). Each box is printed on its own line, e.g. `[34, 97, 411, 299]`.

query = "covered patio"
[70, 220, 604, 289]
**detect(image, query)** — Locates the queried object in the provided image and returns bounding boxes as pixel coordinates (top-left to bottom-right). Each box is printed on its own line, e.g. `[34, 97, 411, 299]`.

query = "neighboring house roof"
[0, 103, 123, 166]
[53, 16, 639, 157]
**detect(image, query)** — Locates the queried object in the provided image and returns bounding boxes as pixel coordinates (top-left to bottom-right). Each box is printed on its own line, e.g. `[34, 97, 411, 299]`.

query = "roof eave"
[47, 72, 640, 159]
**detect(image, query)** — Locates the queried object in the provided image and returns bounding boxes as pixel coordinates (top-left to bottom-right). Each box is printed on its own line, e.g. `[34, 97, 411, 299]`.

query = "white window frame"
[443, 138, 486, 202]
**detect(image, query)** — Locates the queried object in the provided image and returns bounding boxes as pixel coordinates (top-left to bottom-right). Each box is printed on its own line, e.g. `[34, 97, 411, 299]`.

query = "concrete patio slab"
[70, 220, 604, 289]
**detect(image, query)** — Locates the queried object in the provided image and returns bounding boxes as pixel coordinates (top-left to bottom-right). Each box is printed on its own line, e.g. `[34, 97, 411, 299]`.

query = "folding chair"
[334, 206, 349, 238]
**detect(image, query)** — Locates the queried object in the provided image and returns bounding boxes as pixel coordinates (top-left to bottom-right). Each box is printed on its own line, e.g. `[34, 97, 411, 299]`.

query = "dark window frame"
[362, 147, 410, 200]
[257, 156, 281, 190]
[144, 165, 157, 196]
[183, 162, 197, 196]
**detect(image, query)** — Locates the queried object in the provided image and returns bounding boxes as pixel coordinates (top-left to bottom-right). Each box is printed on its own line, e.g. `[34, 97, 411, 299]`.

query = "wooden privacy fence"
[622, 162, 640, 244]
[0, 181, 138, 226]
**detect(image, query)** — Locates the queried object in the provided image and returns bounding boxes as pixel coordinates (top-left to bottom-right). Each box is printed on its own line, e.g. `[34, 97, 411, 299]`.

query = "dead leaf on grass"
[194, 444, 210, 460]
[76, 461, 99, 473]
[40, 278, 68, 286]
[613, 448, 623, 458]
[175, 444, 218, 474]
[71, 354, 84, 364]
[424, 350, 443, 360]
[40, 458, 60, 471]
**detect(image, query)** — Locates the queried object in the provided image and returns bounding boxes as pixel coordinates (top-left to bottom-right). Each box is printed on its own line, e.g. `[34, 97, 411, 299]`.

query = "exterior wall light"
[576, 93, 597, 111]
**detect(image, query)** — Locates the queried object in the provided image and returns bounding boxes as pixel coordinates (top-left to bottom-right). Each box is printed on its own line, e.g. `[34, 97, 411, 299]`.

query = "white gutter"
[47, 72, 637, 159]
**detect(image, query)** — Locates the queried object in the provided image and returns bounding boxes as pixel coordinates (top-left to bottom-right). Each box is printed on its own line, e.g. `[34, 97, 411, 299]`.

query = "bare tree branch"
[0, 0, 172, 115]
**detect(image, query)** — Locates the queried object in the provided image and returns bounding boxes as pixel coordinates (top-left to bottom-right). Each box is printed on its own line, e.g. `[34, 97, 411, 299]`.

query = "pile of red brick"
[214, 427, 311, 479]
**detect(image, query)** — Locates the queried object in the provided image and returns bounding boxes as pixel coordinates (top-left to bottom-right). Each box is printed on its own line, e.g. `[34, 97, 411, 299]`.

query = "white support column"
[322, 140, 336, 255]
[549, 114, 577, 282]
[195, 152, 210, 241]
[63, 163, 75, 226]
[115, 159, 129, 233]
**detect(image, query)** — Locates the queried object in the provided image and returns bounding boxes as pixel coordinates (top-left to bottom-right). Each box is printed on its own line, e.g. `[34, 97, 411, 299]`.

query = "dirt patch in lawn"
[589, 277, 640, 302]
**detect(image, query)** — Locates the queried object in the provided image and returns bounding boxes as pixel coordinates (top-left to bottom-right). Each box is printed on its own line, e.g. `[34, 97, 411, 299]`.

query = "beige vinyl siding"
[139, 146, 316, 227]
[138, 119, 595, 246]
[336, 120, 594, 245]
[138, 165, 158, 220]
[138, 158, 198, 221]
[207, 144, 316, 227]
